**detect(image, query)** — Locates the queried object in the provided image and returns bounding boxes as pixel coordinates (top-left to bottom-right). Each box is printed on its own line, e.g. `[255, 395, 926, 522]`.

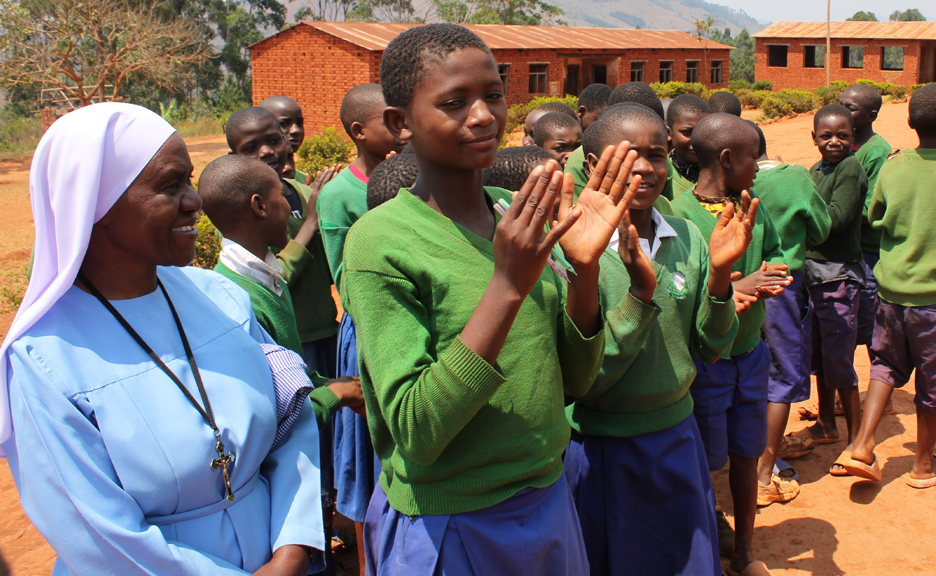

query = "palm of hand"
[558, 188, 620, 266]
[709, 216, 750, 271]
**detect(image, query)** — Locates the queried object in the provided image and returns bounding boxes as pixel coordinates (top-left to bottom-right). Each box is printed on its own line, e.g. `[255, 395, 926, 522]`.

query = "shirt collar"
[219, 238, 286, 296]
[608, 208, 678, 261]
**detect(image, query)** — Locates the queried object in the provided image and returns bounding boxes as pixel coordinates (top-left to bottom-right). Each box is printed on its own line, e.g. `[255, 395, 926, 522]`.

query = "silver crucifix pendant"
[209, 431, 236, 502]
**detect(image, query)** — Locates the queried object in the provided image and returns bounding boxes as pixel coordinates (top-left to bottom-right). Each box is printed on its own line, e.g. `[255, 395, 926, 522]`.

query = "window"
[593, 65, 607, 85]
[630, 61, 645, 83]
[710, 60, 723, 84]
[842, 46, 864, 69]
[498, 64, 510, 95]
[659, 61, 673, 83]
[768, 45, 788, 67]
[529, 63, 548, 94]
[882, 46, 905, 70]
[686, 61, 699, 83]
[804, 45, 825, 68]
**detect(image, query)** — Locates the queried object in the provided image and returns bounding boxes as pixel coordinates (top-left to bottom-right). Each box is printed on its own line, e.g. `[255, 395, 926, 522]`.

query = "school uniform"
[753, 162, 832, 403]
[855, 135, 893, 347]
[672, 190, 786, 470]
[342, 187, 604, 575]
[566, 146, 676, 212]
[807, 155, 868, 389]
[317, 165, 370, 287]
[868, 149, 936, 412]
[669, 151, 698, 198]
[565, 211, 737, 576]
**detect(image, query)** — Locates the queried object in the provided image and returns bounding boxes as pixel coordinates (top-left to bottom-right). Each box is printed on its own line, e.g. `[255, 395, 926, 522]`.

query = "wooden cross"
[210, 432, 236, 502]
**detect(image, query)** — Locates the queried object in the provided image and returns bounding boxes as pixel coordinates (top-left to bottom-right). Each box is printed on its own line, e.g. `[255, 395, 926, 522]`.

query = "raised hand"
[557, 141, 640, 275]
[616, 207, 656, 304]
[709, 190, 759, 272]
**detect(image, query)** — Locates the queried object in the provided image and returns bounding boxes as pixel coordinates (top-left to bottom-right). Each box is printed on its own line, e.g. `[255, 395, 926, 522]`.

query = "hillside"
[551, 0, 765, 34]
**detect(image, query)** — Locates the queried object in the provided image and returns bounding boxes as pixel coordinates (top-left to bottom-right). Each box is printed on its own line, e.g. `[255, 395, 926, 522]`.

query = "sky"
[711, 1, 936, 25]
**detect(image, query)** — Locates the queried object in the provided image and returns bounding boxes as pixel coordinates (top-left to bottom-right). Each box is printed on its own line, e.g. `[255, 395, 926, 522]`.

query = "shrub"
[650, 82, 706, 99]
[910, 83, 930, 95]
[192, 214, 221, 270]
[761, 94, 793, 119]
[778, 89, 819, 113]
[505, 95, 579, 138]
[889, 85, 908, 100]
[0, 109, 42, 153]
[729, 79, 751, 92]
[751, 80, 774, 91]
[815, 85, 844, 106]
[739, 90, 772, 110]
[295, 127, 355, 175]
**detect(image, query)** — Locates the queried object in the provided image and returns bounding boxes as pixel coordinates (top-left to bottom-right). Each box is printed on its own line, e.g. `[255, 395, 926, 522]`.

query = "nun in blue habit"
[0, 103, 326, 575]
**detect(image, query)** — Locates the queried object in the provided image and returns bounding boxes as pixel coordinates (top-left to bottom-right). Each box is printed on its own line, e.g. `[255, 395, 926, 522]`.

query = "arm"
[693, 233, 739, 363]
[276, 240, 313, 286]
[308, 376, 364, 427]
[868, 176, 886, 233]
[826, 161, 868, 234]
[804, 183, 832, 247]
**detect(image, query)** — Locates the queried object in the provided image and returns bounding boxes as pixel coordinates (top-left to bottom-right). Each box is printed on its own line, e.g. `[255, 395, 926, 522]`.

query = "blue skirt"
[564, 414, 720, 576]
[332, 314, 378, 522]
[364, 474, 589, 576]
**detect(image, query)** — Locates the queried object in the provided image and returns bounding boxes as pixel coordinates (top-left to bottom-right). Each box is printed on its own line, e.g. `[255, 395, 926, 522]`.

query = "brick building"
[753, 21, 936, 90]
[250, 22, 732, 133]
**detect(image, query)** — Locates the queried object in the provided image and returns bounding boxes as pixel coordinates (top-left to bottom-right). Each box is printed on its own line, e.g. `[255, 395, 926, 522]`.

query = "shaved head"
[691, 112, 759, 168]
[198, 155, 280, 232]
[260, 95, 301, 109]
[842, 84, 883, 112]
[583, 103, 667, 158]
[226, 107, 279, 149]
[340, 83, 386, 136]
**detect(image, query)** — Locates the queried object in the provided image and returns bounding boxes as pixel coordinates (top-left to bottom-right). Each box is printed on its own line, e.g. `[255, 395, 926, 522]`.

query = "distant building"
[753, 21, 936, 90]
[250, 22, 732, 133]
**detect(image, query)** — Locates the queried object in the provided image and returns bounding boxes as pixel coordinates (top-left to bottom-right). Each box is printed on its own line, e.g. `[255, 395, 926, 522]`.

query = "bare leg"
[757, 402, 791, 485]
[355, 521, 366, 576]
[911, 410, 936, 479]
[850, 380, 892, 465]
[727, 453, 760, 574]
[806, 374, 841, 440]
[837, 385, 862, 445]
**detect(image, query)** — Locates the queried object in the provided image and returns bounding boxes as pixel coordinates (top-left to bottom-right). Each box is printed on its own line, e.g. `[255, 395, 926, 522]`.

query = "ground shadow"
[720, 517, 843, 575]
[848, 454, 915, 504]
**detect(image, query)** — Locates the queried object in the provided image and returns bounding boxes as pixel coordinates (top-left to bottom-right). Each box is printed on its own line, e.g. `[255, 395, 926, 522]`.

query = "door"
[566, 65, 580, 98]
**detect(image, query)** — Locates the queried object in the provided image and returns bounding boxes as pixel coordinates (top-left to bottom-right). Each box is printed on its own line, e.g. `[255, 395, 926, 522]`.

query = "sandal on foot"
[797, 401, 843, 419]
[715, 506, 734, 557]
[841, 454, 883, 482]
[905, 455, 936, 488]
[778, 434, 815, 459]
[726, 560, 771, 576]
[774, 458, 798, 480]
[757, 475, 800, 507]
[791, 425, 841, 445]
[830, 451, 852, 476]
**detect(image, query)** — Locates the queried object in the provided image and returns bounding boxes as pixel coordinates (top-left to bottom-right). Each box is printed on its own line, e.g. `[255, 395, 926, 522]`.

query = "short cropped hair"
[667, 94, 711, 128]
[752, 122, 768, 158]
[225, 107, 278, 149]
[843, 84, 883, 111]
[483, 146, 554, 191]
[813, 103, 855, 131]
[608, 82, 665, 120]
[533, 112, 581, 146]
[909, 84, 936, 136]
[708, 91, 743, 116]
[690, 112, 759, 168]
[532, 101, 577, 119]
[198, 155, 277, 232]
[579, 83, 612, 112]
[582, 103, 667, 158]
[380, 24, 492, 108]
[367, 153, 420, 210]
[339, 83, 385, 136]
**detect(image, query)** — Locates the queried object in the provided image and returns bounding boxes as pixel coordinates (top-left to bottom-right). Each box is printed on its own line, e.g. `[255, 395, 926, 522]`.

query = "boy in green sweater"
[533, 112, 582, 168]
[668, 94, 712, 198]
[343, 23, 640, 575]
[260, 96, 310, 184]
[794, 105, 868, 475]
[226, 107, 340, 377]
[750, 124, 831, 504]
[197, 155, 365, 427]
[317, 84, 404, 287]
[565, 103, 752, 576]
[845, 85, 936, 486]
[671, 113, 789, 576]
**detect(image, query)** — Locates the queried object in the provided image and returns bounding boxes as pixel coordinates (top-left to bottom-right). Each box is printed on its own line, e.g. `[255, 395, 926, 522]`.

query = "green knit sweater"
[870, 148, 936, 306]
[670, 165, 695, 198]
[279, 178, 339, 343]
[567, 215, 738, 437]
[752, 162, 832, 274]
[214, 261, 340, 426]
[317, 167, 369, 288]
[672, 190, 785, 356]
[807, 155, 868, 264]
[567, 146, 675, 213]
[341, 187, 605, 516]
[856, 134, 893, 254]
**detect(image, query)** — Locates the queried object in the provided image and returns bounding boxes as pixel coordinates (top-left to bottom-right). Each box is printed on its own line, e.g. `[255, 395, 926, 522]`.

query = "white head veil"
[0, 103, 177, 455]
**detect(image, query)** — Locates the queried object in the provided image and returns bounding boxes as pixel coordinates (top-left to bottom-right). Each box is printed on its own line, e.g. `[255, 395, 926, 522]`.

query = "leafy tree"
[0, 0, 212, 107]
[890, 9, 926, 21]
[348, 0, 427, 23]
[294, 0, 358, 23]
[433, 0, 566, 26]
[847, 11, 878, 21]
[691, 16, 718, 81]
[729, 28, 754, 84]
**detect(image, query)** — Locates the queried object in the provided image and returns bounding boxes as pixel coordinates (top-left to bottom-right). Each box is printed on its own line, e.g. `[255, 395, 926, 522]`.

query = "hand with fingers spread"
[616, 208, 656, 304]
[707, 190, 760, 303]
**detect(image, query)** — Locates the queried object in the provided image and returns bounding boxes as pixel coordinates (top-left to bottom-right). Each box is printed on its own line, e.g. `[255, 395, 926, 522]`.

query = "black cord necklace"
[77, 271, 236, 502]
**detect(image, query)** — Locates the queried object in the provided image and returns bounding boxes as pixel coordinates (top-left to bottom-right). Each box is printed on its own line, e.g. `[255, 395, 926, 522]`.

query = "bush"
[761, 94, 793, 119]
[295, 127, 355, 175]
[650, 82, 706, 100]
[910, 83, 930, 95]
[729, 80, 751, 92]
[830, 80, 849, 92]
[760, 89, 819, 119]
[815, 85, 844, 106]
[889, 84, 908, 100]
[751, 80, 774, 91]
[505, 95, 579, 138]
[192, 214, 221, 270]
[739, 90, 772, 110]
[0, 109, 42, 153]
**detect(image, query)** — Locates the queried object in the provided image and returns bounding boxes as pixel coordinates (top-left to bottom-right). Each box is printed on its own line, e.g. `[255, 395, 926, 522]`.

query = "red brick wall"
[612, 48, 732, 89]
[755, 38, 923, 90]
[490, 49, 565, 105]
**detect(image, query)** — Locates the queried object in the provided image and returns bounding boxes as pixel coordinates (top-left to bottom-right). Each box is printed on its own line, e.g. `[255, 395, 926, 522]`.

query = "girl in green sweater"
[341, 24, 641, 576]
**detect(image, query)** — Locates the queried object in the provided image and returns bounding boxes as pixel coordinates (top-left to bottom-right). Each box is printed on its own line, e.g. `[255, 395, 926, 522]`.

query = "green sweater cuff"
[309, 385, 341, 427]
[442, 336, 507, 399]
[608, 290, 662, 328]
[277, 239, 313, 282]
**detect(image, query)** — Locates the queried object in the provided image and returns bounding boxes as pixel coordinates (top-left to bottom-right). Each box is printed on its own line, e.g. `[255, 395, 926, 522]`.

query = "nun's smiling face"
[95, 133, 202, 269]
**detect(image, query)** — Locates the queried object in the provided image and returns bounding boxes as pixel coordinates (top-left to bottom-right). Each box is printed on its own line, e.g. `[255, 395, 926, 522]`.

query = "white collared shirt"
[607, 208, 678, 261]
[219, 238, 287, 296]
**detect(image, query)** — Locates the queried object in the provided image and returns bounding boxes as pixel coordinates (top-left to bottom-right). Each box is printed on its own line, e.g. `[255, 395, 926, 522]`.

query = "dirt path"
[0, 101, 930, 575]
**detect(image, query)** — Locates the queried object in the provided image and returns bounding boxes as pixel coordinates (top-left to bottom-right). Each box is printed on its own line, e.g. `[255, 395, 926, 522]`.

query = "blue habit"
[3, 267, 325, 575]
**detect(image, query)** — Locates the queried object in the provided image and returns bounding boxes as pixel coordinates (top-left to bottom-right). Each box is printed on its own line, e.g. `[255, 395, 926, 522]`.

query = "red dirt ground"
[0, 100, 932, 575]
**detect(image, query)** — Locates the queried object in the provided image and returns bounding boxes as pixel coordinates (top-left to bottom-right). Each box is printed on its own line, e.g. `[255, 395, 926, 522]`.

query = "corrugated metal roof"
[753, 21, 936, 40]
[252, 22, 733, 51]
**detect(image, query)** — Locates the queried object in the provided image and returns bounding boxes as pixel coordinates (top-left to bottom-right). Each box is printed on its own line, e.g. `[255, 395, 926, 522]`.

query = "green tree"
[847, 11, 878, 21]
[890, 9, 926, 21]
[691, 16, 718, 82]
[433, 0, 566, 26]
[348, 0, 426, 23]
[730, 28, 754, 84]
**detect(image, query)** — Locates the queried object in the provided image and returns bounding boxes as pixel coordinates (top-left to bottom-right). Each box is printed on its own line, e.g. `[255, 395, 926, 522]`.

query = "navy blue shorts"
[809, 279, 860, 389]
[762, 271, 812, 404]
[857, 251, 880, 348]
[870, 300, 936, 415]
[691, 340, 771, 470]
